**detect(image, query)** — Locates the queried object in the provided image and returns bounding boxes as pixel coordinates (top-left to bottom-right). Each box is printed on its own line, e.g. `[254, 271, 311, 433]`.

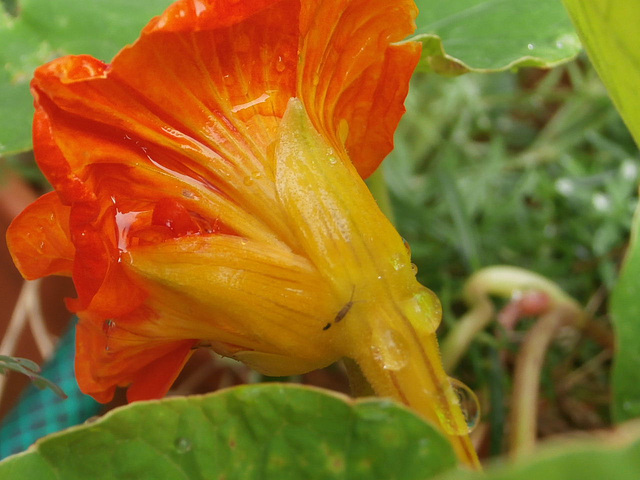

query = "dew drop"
[252, 170, 262, 180]
[243, 175, 254, 186]
[390, 253, 405, 271]
[175, 437, 192, 454]
[328, 156, 338, 165]
[527, 43, 535, 51]
[182, 189, 197, 200]
[370, 330, 408, 371]
[402, 287, 441, 333]
[411, 263, 418, 275]
[436, 378, 480, 435]
[275, 55, 286, 72]
[102, 319, 116, 334]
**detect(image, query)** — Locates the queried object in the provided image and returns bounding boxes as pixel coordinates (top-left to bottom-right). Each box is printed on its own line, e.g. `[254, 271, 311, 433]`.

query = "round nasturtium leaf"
[0, 0, 173, 155]
[437, 421, 640, 480]
[0, 384, 458, 480]
[411, 0, 581, 75]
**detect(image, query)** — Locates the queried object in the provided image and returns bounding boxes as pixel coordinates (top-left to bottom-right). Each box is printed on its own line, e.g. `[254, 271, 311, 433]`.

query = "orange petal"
[6, 191, 74, 279]
[298, 0, 421, 177]
[75, 316, 195, 403]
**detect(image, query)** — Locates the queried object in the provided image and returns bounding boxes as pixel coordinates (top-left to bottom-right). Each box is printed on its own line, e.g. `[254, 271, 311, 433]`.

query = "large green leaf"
[0, 0, 172, 155]
[0, 384, 457, 479]
[561, 1, 640, 150]
[412, 0, 581, 75]
[436, 422, 640, 480]
[560, 0, 640, 424]
[610, 204, 640, 422]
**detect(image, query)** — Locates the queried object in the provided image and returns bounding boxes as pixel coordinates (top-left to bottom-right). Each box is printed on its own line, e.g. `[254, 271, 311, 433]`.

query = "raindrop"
[275, 55, 286, 73]
[102, 319, 116, 334]
[402, 287, 441, 333]
[175, 437, 192, 454]
[527, 43, 535, 51]
[328, 156, 338, 165]
[243, 175, 254, 186]
[370, 329, 408, 371]
[390, 253, 405, 271]
[435, 378, 480, 435]
[182, 189, 197, 200]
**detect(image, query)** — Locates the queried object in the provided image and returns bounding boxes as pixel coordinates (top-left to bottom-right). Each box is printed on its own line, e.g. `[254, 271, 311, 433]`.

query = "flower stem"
[347, 305, 481, 469]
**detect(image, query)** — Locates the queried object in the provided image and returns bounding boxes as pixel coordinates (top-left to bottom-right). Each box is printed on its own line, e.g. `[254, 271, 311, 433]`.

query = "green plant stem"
[366, 168, 396, 226]
[440, 266, 585, 372]
[508, 307, 574, 459]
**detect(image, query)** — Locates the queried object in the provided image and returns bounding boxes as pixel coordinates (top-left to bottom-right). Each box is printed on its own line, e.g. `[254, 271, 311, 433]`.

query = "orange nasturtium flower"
[7, 0, 479, 467]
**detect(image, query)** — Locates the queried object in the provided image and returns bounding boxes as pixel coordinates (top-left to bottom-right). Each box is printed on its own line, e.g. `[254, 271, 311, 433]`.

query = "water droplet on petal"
[390, 253, 405, 271]
[175, 437, 192, 454]
[402, 287, 441, 333]
[102, 319, 116, 334]
[371, 329, 408, 371]
[243, 175, 254, 186]
[436, 378, 479, 434]
[411, 263, 418, 275]
[312, 73, 320, 86]
[275, 55, 286, 72]
[527, 43, 535, 51]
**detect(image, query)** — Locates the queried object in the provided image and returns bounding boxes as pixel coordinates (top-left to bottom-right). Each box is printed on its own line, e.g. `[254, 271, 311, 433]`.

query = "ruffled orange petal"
[75, 318, 195, 402]
[6, 191, 74, 279]
[298, 0, 421, 177]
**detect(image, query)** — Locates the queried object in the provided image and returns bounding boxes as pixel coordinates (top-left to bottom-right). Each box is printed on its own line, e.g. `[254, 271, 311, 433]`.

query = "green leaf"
[560, 0, 640, 424]
[411, 0, 581, 75]
[561, 0, 640, 149]
[0, 355, 66, 399]
[436, 422, 640, 480]
[610, 204, 640, 422]
[0, 0, 172, 155]
[0, 384, 457, 479]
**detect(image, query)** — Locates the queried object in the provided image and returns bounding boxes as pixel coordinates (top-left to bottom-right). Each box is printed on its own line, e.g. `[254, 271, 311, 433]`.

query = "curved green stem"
[440, 266, 585, 372]
[365, 168, 396, 226]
